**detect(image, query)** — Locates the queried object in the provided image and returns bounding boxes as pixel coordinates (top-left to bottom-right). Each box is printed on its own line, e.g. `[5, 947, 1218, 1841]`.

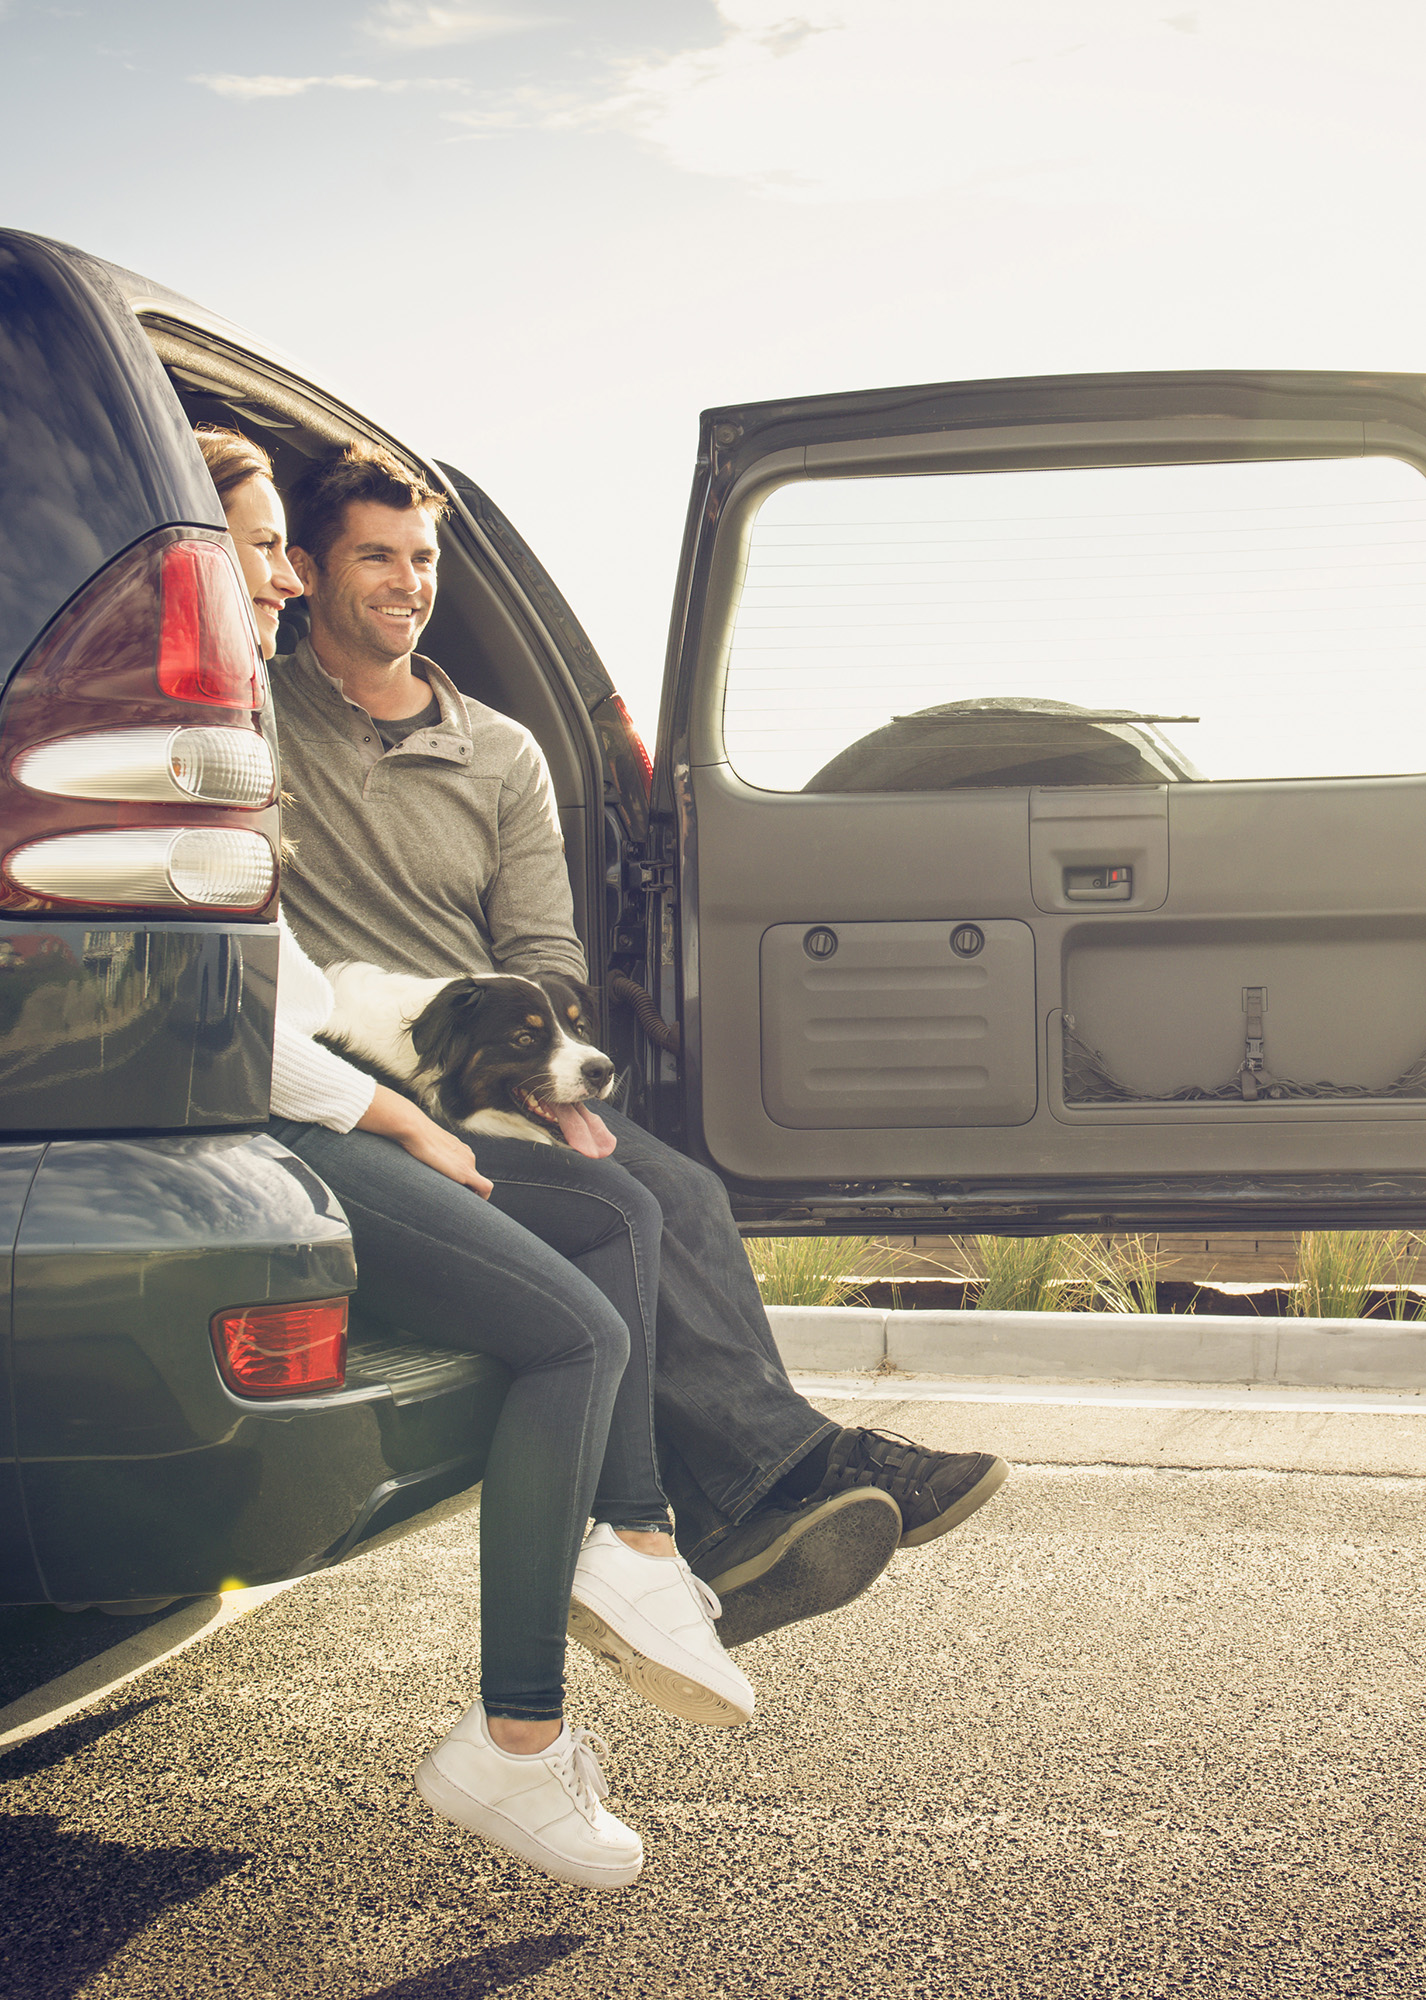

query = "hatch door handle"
[1063, 865, 1133, 902]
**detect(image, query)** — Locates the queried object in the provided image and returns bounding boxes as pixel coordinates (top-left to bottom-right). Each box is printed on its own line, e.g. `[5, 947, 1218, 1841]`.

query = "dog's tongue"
[555, 1101, 618, 1158]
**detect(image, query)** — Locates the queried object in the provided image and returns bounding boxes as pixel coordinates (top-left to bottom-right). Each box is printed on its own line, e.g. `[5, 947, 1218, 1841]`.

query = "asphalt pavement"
[1, 1388, 1423, 1999]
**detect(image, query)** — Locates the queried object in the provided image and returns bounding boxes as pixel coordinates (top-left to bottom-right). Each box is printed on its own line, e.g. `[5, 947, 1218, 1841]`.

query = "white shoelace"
[554, 1727, 613, 1823]
[675, 1556, 724, 1630]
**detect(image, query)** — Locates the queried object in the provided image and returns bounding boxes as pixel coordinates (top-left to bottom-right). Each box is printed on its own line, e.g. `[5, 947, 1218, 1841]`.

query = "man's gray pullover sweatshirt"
[272, 638, 588, 985]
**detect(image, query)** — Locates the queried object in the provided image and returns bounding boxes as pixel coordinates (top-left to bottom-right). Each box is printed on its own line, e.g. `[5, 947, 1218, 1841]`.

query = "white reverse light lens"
[13, 726, 275, 807]
[166, 728, 275, 806]
[5, 828, 276, 909]
[167, 830, 275, 905]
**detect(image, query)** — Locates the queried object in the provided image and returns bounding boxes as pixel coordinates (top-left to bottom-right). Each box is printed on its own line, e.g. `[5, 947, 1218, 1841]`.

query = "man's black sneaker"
[695, 1487, 902, 1648]
[811, 1432, 1009, 1548]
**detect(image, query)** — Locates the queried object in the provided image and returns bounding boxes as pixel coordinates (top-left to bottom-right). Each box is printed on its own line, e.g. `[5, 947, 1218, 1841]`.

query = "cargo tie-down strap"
[1061, 1008, 1426, 1106]
[1238, 986, 1268, 1101]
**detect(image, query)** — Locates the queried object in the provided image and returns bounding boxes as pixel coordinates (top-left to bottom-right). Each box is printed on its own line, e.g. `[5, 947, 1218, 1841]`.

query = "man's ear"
[290, 544, 318, 597]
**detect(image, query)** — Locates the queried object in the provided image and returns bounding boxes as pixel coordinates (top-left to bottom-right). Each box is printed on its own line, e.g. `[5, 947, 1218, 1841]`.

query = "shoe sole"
[414, 1754, 643, 1890]
[705, 1487, 902, 1649]
[900, 1454, 1011, 1548]
[566, 1598, 749, 1728]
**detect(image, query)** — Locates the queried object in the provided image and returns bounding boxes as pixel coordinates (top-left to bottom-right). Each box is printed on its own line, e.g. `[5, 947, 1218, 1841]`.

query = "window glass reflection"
[721, 456, 1426, 790]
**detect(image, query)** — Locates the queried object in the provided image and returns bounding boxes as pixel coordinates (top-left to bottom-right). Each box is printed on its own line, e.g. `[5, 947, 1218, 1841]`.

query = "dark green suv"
[8, 225, 1426, 1604]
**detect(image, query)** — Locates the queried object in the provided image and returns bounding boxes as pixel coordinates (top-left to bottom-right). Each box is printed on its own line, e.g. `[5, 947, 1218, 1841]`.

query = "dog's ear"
[541, 975, 598, 1021]
[410, 981, 488, 1076]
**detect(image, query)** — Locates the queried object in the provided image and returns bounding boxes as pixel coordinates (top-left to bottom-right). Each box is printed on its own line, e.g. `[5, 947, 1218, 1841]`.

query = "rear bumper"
[1, 1134, 507, 1603]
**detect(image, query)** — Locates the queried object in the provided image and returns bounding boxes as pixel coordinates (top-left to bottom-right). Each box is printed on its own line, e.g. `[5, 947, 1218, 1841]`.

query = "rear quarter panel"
[9, 1134, 368, 1600]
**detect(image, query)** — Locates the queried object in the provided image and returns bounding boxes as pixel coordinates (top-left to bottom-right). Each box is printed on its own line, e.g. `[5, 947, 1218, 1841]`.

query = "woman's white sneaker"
[414, 1699, 643, 1890]
[568, 1523, 756, 1728]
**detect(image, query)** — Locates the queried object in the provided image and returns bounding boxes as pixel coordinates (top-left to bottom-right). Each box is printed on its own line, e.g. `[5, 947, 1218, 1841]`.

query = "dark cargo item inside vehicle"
[6, 223, 1426, 1607]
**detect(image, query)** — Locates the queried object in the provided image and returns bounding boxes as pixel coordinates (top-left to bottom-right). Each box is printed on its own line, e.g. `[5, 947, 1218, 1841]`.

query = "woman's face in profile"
[225, 473, 302, 659]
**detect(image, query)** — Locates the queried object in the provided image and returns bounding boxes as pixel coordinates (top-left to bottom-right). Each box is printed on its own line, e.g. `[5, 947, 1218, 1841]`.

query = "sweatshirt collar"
[291, 637, 474, 766]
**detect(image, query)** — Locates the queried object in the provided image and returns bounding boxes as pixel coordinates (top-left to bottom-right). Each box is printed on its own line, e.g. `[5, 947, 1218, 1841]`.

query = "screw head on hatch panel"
[950, 925, 985, 959]
[803, 926, 839, 960]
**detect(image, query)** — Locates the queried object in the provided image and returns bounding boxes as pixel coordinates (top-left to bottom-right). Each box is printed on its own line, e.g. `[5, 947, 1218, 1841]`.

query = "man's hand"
[356, 1085, 494, 1197]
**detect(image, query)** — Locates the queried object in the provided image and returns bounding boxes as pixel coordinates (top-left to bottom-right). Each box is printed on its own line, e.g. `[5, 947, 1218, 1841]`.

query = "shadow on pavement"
[362, 1932, 586, 1997]
[0, 1601, 204, 1710]
[0, 1810, 249, 1999]
[0, 1697, 168, 1778]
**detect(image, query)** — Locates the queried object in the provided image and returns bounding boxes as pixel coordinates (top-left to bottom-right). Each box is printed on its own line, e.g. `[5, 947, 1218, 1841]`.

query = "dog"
[319, 960, 618, 1158]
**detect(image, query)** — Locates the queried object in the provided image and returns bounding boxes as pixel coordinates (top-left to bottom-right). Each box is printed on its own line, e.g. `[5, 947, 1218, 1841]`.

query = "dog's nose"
[582, 1054, 614, 1093]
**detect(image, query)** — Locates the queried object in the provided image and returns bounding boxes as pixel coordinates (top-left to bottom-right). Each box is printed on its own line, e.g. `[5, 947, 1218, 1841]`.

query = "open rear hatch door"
[653, 370, 1426, 1231]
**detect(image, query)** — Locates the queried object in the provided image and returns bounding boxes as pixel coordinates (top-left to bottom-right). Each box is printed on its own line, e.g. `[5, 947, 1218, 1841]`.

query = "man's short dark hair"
[285, 443, 450, 567]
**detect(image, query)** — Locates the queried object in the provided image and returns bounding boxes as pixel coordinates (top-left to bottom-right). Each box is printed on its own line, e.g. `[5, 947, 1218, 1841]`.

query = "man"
[272, 444, 1009, 1646]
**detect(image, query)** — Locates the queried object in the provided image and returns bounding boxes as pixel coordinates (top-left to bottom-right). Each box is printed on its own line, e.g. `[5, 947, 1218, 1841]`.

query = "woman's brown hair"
[194, 424, 274, 503]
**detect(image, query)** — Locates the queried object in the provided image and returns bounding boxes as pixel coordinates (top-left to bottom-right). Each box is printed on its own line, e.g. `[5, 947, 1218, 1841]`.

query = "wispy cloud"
[443, 0, 1426, 218]
[193, 72, 468, 101]
[359, 2, 555, 45]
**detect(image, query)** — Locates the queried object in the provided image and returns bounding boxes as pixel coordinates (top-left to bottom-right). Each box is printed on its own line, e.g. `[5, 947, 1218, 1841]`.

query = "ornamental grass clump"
[745, 1234, 869, 1308]
[1081, 1234, 1164, 1314]
[969, 1234, 1091, 1313]
[1293, 1230, 1424, 1319]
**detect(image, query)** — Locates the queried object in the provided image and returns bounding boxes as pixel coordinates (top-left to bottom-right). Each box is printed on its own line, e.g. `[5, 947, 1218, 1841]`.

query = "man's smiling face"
[299, 499, 440, 667]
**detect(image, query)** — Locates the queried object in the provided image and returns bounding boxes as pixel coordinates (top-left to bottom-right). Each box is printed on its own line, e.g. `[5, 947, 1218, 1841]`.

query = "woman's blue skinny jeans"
[270, 1118, 668, 1721]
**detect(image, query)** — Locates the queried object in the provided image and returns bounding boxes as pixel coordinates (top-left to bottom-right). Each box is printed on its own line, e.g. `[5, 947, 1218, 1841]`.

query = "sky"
[4, 0, 1426, 740]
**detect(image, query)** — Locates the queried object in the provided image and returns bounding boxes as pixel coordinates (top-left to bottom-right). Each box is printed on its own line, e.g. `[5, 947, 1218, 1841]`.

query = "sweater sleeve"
[270, 912, 377, 1132]
[480, 725, 589, 983]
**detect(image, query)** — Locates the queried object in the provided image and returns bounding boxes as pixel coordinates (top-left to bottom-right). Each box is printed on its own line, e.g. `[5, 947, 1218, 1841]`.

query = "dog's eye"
[512, 1031, 537, 1048]
[572, 1021, 590, 1040]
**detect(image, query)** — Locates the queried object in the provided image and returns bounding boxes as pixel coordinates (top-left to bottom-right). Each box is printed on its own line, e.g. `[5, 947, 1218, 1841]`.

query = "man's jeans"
[592, 1108, 835, 1563]
[369, 1103, 833, 1562]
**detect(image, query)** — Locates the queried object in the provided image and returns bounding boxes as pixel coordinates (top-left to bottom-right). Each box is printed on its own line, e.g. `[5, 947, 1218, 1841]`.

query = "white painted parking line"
[0, 1579, 306, 1751]
[790, 1372, 1426, 1414]
[0, 1484, 487, 1752]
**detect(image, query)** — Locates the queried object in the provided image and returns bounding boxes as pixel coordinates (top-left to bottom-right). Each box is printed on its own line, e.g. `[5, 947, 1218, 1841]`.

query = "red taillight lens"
[211, 1299, 349, 1398]
[610, 695, 653, 792]
[158, 542, 267, 709]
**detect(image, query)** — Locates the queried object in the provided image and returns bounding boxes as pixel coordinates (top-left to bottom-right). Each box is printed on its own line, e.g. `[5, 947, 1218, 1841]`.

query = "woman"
[198, 426, 752, 1891]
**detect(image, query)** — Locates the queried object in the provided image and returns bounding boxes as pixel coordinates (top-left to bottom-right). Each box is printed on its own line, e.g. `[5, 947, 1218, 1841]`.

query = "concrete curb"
[766, 1306, 1426, 1392]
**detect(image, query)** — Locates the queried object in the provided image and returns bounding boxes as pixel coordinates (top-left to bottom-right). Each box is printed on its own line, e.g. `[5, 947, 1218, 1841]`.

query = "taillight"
[211, 1299, 349, 1398]
[594, 692, 652, 845]
[5, 827, 276, 910]
[0, 528, 280, 918]
[157, 542, 267, 709]
[610, 695, 653, 793]
[13, 725, 276, 807]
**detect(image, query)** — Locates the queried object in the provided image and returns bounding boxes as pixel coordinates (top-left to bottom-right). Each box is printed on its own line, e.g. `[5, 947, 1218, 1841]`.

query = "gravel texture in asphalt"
[1, 1407, 1423, 1998]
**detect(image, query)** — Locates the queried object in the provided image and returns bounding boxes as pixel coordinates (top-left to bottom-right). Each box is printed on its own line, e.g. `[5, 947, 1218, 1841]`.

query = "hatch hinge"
[610, 822, 677, 959]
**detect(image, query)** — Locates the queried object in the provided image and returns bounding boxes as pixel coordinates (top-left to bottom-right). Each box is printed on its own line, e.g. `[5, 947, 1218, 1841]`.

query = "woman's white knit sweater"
[270, 912, 377, 1132]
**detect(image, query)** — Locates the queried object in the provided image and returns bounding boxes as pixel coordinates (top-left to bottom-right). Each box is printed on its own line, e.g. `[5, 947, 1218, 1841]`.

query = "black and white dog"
[320, 961, 618, 1158]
